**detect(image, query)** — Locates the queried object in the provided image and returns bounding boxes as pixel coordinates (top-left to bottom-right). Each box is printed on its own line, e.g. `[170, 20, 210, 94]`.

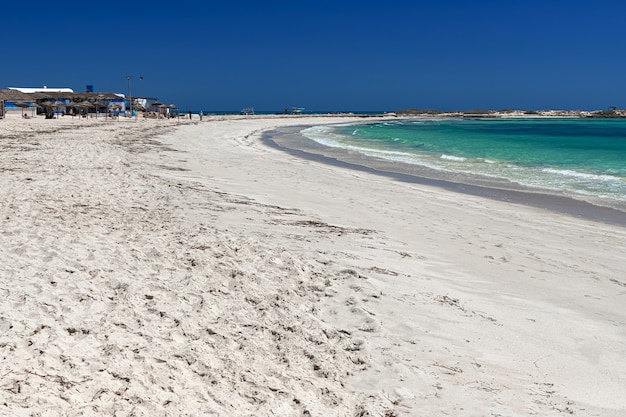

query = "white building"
[8, 86, 74, 94]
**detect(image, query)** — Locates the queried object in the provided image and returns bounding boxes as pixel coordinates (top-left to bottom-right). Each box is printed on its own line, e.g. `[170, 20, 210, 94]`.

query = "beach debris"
[436, 295, 462, 308]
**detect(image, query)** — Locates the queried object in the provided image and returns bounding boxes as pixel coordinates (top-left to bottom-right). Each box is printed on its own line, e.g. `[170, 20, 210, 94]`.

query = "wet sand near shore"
[264, 125, 626, 227]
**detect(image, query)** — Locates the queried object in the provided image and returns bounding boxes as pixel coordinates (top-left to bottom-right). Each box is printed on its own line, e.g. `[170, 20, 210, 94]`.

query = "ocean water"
[300, 118, 626, 206]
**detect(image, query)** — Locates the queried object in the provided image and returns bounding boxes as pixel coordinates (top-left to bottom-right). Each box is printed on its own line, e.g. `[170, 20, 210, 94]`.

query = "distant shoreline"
[196, 108, 626, 118]
[262, 124, 626, 227]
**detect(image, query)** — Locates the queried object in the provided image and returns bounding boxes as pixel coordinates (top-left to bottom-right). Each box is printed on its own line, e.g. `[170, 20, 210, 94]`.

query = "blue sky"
[2, 1, 625, 111]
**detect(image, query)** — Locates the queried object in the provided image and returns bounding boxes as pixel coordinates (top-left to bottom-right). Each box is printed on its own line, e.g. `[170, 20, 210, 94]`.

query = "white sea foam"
[301, 126, 446, 169]
[542, 168, 620, 182]
[302, 127, 406, 156]
[440, 154, 466, 162]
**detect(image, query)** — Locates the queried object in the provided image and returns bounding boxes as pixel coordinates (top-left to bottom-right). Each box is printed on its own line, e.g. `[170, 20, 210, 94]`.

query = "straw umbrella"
[107, 101, 124, 120]
[39, 100, 67, 119]
[146, 101, 163, 118]
[28, 102, 41, 117]
[40, 101, 56, 119]
[51, 101, 66, 118]
[91, 101, 106, 118]
[13, 101, 31, 118]
[167, 104, 178, 119]
[92, 95, 108, 118]
[73, 101, 94, 118]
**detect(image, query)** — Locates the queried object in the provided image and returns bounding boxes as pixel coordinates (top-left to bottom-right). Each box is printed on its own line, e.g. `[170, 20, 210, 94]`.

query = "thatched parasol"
[40, 100, 66, 118]
[90, 100, 107, 117]
[76, 100, 94, 108]
[51, 101, 66, 109]
[167, 104, 178, 116]
[70, 101, 94, 117]
[13, 101, 31, 117]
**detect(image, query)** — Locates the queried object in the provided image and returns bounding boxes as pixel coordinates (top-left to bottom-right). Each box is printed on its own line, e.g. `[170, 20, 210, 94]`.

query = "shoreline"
[263, 124, 626, 227]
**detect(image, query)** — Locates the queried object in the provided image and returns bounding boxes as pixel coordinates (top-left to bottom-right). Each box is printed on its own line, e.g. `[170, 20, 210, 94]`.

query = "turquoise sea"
[300, 118, 626, 208]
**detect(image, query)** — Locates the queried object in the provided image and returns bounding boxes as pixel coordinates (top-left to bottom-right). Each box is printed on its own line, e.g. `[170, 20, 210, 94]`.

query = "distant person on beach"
[199, 111, 203, 121]
[188, 111, 192, 120]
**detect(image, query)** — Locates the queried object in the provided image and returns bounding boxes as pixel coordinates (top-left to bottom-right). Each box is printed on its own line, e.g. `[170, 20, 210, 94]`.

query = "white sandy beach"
[1, 113, 625, 416]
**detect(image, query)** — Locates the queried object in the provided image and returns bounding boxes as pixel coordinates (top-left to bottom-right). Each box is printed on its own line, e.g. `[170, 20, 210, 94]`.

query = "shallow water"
[301, 118, 626, 205]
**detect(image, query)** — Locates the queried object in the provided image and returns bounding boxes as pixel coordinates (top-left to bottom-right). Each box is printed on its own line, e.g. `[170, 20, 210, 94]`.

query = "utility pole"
[126, 76, 132, 117]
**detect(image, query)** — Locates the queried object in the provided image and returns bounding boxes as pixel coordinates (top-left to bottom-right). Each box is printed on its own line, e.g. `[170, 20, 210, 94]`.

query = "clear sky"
[2, 1, 625, 112]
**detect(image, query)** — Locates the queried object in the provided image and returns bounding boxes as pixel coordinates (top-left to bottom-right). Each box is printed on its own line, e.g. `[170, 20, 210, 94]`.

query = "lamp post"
[126, 75, 132, 117]
[138, 76, 143, 113]
[126, 75, 145, 117]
